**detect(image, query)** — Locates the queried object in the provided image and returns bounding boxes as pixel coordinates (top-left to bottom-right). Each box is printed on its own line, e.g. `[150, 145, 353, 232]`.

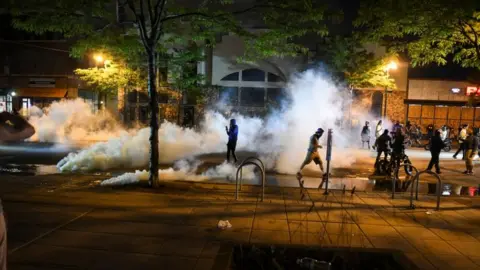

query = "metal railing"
[410, 170, 442, 211]
[389, 164, 442, 211]
[392, 163, 419, 199]
[235, 156, 266, 201]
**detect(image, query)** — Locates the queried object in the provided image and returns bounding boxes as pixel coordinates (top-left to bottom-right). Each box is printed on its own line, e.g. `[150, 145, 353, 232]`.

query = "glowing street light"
[9, 91, 16, 97]
[385, 61, 398, 72]
[94, 54, 104, 64]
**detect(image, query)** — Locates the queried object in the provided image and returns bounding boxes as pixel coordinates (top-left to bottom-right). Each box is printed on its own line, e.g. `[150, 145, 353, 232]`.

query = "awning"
[16, 88, 68, 98]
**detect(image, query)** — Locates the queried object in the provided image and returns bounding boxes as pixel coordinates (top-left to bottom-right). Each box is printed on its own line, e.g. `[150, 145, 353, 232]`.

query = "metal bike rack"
[235, 156, 266, 202]
[392, 163, 419, 200]
[410, 170, 442, 211]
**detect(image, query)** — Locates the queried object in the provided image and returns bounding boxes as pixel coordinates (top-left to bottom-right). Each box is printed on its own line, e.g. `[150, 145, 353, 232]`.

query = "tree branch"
[95, 21, 136, 33]
[160, 4, 309, 24]
[458, 20, 477, 48]
[126, 0, 150, 50]
[152, 0, 166, 32]
[147, 0, 155, 30]
[464, 20, 480, 58]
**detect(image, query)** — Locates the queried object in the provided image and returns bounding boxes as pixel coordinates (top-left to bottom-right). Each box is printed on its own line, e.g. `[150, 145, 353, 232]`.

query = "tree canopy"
[7, 0, 332, 101]
[315, 36, 397, 89]
[355, 0, 480, 69]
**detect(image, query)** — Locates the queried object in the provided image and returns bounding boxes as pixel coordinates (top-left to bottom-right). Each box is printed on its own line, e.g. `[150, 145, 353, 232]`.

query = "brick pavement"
[1, 174, 480, 269]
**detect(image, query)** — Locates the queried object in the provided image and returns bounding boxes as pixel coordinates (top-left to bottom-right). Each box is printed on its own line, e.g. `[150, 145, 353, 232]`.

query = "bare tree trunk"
[147, 50, 160, 187]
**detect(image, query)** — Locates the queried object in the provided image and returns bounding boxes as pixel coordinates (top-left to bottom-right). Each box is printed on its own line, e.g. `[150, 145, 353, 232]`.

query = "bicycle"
[376, 149, 413, 179]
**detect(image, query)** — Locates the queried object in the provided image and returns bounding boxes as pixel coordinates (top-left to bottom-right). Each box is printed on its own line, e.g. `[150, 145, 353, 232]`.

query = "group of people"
[360, 120, 400, 150]
[359, 119, 479, 175]
[226, 118, 478, 179]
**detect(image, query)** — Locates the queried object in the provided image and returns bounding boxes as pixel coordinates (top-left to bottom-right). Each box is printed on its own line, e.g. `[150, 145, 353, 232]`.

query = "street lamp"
[94, 54, 104, 65]
[9, 91, 16, 97]
[383, 61, 397, 118]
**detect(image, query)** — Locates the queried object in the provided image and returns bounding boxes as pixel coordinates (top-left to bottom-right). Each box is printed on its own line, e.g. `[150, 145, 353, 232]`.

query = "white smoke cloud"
[28, 99, 128, 144]
[101, 159, 257, 186]
[55, 68, 391, 183]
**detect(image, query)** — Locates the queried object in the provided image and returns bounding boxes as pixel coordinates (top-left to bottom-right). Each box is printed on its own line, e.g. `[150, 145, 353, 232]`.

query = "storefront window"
[0, 96, 6, 112]
[6, 95, 12, 113]
[434, 106, 448, 128]
[240, 87, 265, 107]
[461, 107, 474, 128]
[408, 105, 421, 126]
[421, 105, 434, 128]
[78, 90, 99, 113]
[408, 104, 480, 133]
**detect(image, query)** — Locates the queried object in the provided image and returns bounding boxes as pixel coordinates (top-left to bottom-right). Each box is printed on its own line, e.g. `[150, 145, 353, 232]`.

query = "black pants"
[227, 142, 238, 163]
[427, 151, 441, 172]
[374, 150, 388, 168]
[453, 142, 465, 159]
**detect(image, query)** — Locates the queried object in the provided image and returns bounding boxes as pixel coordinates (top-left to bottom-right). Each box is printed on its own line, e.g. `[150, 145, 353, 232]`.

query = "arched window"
[220, 72, 239, 81]
[371, 91, 384, 117]
[242, 68, 265, 81]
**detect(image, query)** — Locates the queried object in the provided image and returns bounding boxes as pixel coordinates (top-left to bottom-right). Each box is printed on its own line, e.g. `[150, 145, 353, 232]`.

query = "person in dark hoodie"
[225, 119, 238, 163]
[373, 129, 392, 169]
[427, 130, 445, 174]
[390, 128, 405, 170]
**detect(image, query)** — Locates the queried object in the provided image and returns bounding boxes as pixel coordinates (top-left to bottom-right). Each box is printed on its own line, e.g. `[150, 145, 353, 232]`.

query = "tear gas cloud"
[101, 159, 257, 186]
[27, 99, 129, 144]
[44, 69, 392, 184]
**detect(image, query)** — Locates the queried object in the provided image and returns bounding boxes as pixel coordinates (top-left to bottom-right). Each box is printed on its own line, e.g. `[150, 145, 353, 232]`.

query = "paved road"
[1, 142, 478, 191]
[0, 142, 82, 165]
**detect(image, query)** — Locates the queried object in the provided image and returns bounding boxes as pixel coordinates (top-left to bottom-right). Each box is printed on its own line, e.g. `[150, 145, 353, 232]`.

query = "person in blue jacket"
[225, 119, 238, 163]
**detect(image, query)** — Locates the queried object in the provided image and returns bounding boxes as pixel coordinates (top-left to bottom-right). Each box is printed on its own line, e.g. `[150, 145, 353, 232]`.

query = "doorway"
[371, 92, 383, 117]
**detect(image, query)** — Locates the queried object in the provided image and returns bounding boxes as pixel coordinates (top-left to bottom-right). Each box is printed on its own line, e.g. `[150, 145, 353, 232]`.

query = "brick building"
[346, 45, 409, 128]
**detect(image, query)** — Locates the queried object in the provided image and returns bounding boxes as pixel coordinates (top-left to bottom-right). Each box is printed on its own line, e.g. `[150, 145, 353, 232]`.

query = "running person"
[297, 128, 325, 179]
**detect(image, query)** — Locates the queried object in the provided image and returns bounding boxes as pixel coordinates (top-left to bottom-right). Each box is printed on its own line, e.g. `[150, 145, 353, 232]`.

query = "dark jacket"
[465, 135, 479, 151]
[391, 134, 405, 154]
[375, 134, 391, 151]
[430, 135, 446, 153]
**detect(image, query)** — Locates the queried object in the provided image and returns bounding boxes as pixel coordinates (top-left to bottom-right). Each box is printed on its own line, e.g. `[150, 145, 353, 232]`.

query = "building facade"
[405, 79, 480, 131]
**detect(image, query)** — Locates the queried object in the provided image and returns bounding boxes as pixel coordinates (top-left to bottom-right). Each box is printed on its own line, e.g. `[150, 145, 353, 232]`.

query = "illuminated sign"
[466, 86, 480, 96]
[451, 88, 461, 93]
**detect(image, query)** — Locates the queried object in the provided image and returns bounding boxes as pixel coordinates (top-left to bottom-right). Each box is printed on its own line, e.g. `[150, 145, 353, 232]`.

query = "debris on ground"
[217, 220, 232, 230]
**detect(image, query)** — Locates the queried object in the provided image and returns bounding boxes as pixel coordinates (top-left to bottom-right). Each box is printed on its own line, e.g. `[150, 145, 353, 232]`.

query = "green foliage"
[74, 62, 144, 95]
[355, 0, 480, 69]
[315, 36, 397, 89]
[9, 0, 331, 100]
[8, 0, 113, 37]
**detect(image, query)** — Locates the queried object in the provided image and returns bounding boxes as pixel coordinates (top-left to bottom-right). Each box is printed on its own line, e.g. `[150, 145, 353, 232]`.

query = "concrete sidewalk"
[2, 174, 480, 269]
